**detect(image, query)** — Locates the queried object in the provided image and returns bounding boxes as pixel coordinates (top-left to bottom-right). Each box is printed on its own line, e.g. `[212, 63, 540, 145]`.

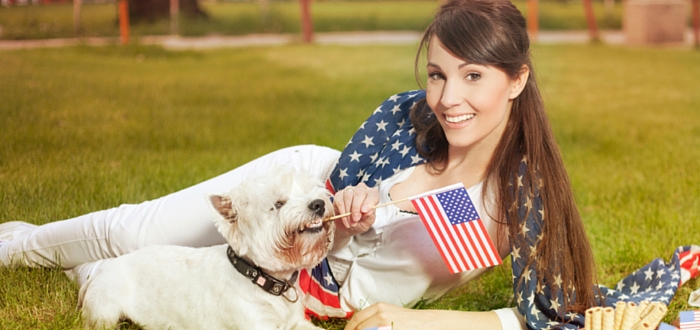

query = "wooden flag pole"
[324, 197, 411, 222]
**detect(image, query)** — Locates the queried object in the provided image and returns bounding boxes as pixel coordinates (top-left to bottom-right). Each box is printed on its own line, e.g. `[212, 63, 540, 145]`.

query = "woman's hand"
[344, 303, 505, 330]
[344, 303, 429, 330]
[333, 183, 379, 240]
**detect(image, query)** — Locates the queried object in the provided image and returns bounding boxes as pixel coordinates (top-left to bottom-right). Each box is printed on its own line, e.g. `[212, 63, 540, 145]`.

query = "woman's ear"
[508, 64, 530, 100]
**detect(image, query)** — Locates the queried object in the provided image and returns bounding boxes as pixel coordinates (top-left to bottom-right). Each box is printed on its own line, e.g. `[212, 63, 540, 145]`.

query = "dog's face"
[210, 169, 335, 272]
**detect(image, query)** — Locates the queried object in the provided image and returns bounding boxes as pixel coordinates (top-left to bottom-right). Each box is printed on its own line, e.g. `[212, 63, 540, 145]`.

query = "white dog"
[79, 169, 335, 330]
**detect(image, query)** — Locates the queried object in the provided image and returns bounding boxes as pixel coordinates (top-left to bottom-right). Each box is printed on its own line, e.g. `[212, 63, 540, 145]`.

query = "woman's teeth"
[445, 114, 475, 123]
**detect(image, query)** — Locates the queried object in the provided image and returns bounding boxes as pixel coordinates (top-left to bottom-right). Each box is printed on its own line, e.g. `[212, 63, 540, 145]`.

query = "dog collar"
[226, 246, 299, 302]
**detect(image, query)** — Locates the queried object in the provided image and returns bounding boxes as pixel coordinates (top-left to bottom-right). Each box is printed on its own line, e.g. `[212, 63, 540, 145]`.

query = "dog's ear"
[210, 195, 238, 223]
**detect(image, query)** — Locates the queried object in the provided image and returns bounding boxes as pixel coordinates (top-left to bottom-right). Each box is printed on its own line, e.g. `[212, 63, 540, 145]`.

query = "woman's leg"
[1, 145, 340, 272]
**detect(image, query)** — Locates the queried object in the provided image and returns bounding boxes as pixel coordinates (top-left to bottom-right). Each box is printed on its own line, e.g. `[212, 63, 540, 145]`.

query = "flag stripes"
[410, 184, 501, 274]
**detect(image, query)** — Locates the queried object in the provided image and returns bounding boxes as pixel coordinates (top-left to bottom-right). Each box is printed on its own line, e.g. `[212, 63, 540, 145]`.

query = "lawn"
[0, 0, 630, 40]
[1, 40, 699, 329]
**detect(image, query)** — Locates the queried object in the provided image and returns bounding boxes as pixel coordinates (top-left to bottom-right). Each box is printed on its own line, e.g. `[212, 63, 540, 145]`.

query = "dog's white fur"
[78, 168, 334, 330]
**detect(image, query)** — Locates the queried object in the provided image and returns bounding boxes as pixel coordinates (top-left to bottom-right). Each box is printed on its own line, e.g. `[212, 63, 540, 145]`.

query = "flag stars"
[550, 298, 560, 312]
[390, 104, 402, 115]
[524, 196, 533, 212]
[566, 312, 579, 320]
[512, 247, 521, 261]
[388, 94, 400, 103]
[656, 268, 666, 279]
[520, 222, 530, 236]
[361, 173, 371, 182]
[376, 120, 388, 132]
[338, 168, 348, 180]
[323, 273, 334, 286]
[361, 135, 374, 148]
[376, 157, 390, 168]
[391, 140, 402, 151]
[630, 282, 640, 294]
[656, 281, 665, 290]
[399, 145, 411, 158]
[553, 274, 563, 288]
[644, 268, 654, 281]
[615, 281, 625, 291]
[348, 151, 362, 162]
[410, 154, 423, 165]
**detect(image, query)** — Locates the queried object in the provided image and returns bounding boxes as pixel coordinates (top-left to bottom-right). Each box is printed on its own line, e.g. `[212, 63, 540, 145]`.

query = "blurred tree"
[128, 0, 207, 22]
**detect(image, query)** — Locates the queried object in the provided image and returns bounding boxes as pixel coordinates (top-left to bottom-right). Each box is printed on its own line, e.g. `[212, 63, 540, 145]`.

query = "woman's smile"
[444, 113, 475, 124]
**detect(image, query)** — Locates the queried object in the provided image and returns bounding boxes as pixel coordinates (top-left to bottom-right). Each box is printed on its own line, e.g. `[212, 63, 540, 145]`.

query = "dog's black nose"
[308, 199, 325, 216]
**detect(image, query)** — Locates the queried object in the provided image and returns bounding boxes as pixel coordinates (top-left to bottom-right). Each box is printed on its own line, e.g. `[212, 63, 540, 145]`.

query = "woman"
[1, 1, 697, 329]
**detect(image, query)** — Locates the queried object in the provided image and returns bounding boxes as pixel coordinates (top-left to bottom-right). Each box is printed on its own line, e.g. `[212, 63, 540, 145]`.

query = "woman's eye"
[428, 72, 444, 81]
[466, 72, 481, 81]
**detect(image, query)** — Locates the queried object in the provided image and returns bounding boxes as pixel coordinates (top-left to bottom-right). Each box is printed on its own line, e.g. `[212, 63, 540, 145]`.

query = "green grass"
[0, 0, 656, 40]
[1, 42, 700, 329]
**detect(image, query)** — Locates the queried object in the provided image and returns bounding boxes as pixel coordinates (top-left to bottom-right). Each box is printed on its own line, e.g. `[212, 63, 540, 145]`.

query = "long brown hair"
[411, 0, 599, 314]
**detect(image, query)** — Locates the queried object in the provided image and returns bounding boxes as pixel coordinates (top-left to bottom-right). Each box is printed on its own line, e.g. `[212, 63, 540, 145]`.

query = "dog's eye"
[274, 200, 286, 209]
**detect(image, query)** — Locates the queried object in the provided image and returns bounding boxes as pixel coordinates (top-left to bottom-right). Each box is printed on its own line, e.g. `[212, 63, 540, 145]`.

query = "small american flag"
[680, 310, 700, 330]
[410, 183, 501, 274]
[659, 323, 679, 330]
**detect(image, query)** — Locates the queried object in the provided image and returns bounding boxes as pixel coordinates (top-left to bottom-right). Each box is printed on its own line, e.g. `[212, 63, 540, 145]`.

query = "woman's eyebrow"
[427, 62, 441, 69]
[427, 62, 474, 70]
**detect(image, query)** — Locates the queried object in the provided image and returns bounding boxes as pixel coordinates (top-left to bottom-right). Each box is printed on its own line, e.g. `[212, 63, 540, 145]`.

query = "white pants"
[1, 145, 340, 284]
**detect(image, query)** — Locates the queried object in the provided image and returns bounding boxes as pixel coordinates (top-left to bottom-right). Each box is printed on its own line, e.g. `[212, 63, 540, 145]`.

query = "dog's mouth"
[298, 218, 324, 234]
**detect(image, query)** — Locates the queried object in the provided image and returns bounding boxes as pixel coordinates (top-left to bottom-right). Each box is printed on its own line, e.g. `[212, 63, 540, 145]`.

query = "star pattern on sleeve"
[328, 90, 427, 192]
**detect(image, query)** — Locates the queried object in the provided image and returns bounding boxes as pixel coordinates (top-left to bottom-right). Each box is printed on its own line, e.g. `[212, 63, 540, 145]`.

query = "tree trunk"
[128, 0, 207, 23]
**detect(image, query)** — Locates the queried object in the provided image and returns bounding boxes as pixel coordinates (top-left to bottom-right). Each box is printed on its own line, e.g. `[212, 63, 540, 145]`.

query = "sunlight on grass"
[1, 42, 699, 329]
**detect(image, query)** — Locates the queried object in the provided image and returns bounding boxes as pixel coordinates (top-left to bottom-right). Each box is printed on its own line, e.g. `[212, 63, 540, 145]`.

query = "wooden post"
[259, 0, 269, 24]
[118, 0, 129, 45]
[582, 0, 600, 42]
[299, 0, 313, 43]
[170, 0, 179, 35]
[527, 0, 538, 41]
[693, 0, 700, 48]
[73, 0, 81, 36]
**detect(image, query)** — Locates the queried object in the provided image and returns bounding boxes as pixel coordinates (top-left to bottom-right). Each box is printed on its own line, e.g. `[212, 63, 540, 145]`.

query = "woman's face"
[425, 37, 528, 155]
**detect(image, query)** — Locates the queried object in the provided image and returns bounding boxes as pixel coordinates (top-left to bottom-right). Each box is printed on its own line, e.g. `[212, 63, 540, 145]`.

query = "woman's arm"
[344, 303, 504, 330]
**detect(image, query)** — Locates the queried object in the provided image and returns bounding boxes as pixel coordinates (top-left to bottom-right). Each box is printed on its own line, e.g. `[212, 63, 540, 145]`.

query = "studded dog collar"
[226, 246, 299, 302]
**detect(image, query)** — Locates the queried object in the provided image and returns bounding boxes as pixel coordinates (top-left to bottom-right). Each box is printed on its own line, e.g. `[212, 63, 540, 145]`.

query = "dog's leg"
[79, 277, 124, 329]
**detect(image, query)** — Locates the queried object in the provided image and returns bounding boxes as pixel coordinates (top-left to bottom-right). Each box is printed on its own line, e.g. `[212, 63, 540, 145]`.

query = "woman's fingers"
[344, 303, 395, 330]
[334, 183, 379, 229]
